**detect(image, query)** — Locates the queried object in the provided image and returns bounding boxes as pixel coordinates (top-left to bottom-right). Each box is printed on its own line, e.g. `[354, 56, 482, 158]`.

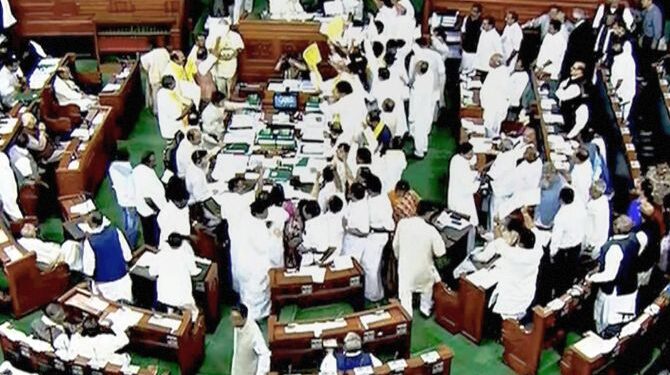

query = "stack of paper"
[70, 200, 96, 215]
[71, 128, 90, 141]
[284, 265, 327, 283]
[330, 256, 354, 272]
[573, 333, 617, 358]
[211, 154, 249, 182]
[387, 359, 408, 372]
[420, 350, 441, 363]
[359, 311, 391, 330]
[148, 316, 181, 332]
[284, 319, 348, 337]
[466, 267, 499, 289]
[230, 114, 258, 130]
[101, 83, 121, 92]
[4, 246, 24, 262]
[104, 308, 144, 331]
[353, 366, 374, 375]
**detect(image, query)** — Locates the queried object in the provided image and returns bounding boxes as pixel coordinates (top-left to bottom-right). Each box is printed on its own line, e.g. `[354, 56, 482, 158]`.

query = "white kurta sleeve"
[549, 213, 564, 257]
[253, 328, 271, 375]
[83, 239, 95, 277]
[431, 228, 446, 258]
[116, 229, 132, 262]
[636, 231, 649, 256]
[589, 245, 623, 283]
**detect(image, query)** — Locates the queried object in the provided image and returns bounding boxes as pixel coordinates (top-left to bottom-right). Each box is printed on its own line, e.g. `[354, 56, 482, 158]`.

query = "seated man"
[82, 211, 133, 302]
[21, 112, 65, 164]
[320, 332, 382, 372]
[0, 150, 22, 221]
[53, 67, 98, 112]
[53, 316, 131, 367]
[0, 55, 25, 109]
[18, 223, 82, 271]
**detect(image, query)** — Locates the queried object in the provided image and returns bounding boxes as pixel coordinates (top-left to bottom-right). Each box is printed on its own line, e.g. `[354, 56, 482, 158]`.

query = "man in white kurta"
[0, 151, 22, 221]
[501, 12, 523, 69]
[448, 143, 479, 226]
[18, 223, 82, 271]
[342, 183, 370, 262]
[570, 149, 595, 205]
[584, 180, 610, 259]
[0, 58, 24, 108]
[230, 304, 271, 375]
[149, 233, 199, 312]
[132, 152, 167, 247]
[176, 128, 203, 178]
[409, 61, 438, 158]
[474, 17, 503, 74]
[322, 80, 369, 146]
[157, 196, 190, 245]
[82, 215, 133, 302]
[156, 76, 189, 139]
[206, 21, 245, 97]
[488, 139, 517, 224]
[140, 47, 170, 113]
[370, 68, 408, 137]
[363, 176, 394, 302]
[535, 20, 567, 89]
[480, 54, 510, 137]
[409, 40, 446, 109]
[162, 50, 201, 105]
[53, 67, 98, 112]
[609, 41, 636, 119]
[393, 201, 446, 316]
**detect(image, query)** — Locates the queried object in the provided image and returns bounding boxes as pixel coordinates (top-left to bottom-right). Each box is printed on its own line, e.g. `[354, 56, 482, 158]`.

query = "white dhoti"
[398, 267, 440, 317]
[239, 273, 271, 320]
[483, 104, 507, 137]
[593, 289, 637, 334]
[362, 233, 388, 301]
[93, 274, 133, 303]
[461, 52, 476, 74]
[342, 234, 367, 262]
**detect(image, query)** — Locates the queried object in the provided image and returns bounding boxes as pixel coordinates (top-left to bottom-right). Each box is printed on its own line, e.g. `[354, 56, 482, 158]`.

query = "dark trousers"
[552, 244, 582, 298]
[140, 214, 159, 247]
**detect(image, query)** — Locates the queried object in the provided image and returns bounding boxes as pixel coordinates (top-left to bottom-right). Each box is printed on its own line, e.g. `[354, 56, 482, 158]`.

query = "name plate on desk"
[363, 330, 375, 343]
[301, 284, 313, 295]
[396, 323, 408, 336]
[54, 359, 66, 371]
[625, 143, 635, 151]
[195, 281, 205, 292]
[432, 361, 445, 374]
[72, 365, 85, 375]
[19, 344, 30, 358]
[166, 334, 179, 348]
[310, 338, 323, 349]
[349, 276, 361, 287]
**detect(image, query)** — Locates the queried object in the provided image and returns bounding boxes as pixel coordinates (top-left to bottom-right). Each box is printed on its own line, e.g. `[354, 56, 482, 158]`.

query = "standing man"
[460, 3, 484, 74]
[560, 8, 595, 80]
[535, 20, 567, 96]
[448, 142, 479, 226]
[584, 180, 611, 260]
[140, 46, 170, 114]
[550, 187, 587, 297]
[132, 151, 167, 247]
[109, 149, 139, 248]
[501, 11, 523, 69]
[156, 75, 190, 139]
[342, 182, 370, 262]
[408, 61, 438, 159]
[230, 304, 271, 375]
[474, 16, 502, 79]
[82, 212, 133, 302]
[480, 54, 510, 137]
[587, 215, 640, 334]
[393, 200, 446, 316]
[207, 20, 245, 98]
[363, 176, 394, 302]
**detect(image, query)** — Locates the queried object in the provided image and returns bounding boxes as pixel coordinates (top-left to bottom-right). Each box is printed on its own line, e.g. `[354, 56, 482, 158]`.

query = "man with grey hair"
[583, 180, 610, 259]
[535, 162, 566, 229]
[587, 215, 642, 334]
[325, 332, 382, 372]
[480, 53, 509, 137]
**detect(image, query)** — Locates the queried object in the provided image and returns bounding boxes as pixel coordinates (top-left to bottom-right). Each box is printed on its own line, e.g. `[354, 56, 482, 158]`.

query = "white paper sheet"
[70, 200, 96, 215]
[359, 311, 391, 330]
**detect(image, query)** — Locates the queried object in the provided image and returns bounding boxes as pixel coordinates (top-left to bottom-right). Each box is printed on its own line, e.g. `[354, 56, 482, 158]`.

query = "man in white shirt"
[53, 317, 131, 368]
[408, 61, 438, 158]
[0, 57, 24, 109]
[201, 90, 246, 147]
[0, 151, 22, 221]
[474, 16, 503, 77]
[501, 11, 523, 69]
[508, 60, 530, 114]
[342, 182, 370, 262]
[535, 20, 567, 96]
[176, 128, 203, 178]
[592, 0, 634, 31]
[132, 151, 167, 247]
[82, 212, 133, 302]
[53, 67, 98, 112]
[363, 175, 394, 302]
[156, 75, 190, 139]
[149, 233, 199, 314]
[393, 201, 446, 316]
[370, 68, 408, 137]
[409, 38, 446, 109]
[157, 180, 191, 245]
[207, 20, 245, 97]
[323, 80, 368, 146]
[570, 148, 594, 205]
[299, 200, 332, 267]
[550, 187, 587, 297]
[109, 149, 138, 247]
[140, 47, 171, 113]
[448, 142, 479, 226]
[230, 304, 271, 375]
[584, 180, 610, 260]
[380, 137, 407, 192]
[185, 150, 213, 205]
[480, 54, 510, 137]
[162, 50, 200, 105]
[587, 215, 640, 334]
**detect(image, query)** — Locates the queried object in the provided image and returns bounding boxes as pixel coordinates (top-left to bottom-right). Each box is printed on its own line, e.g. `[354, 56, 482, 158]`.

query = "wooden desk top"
[365, 345, 454, 375]
[270, 260, 363, 287]
[55, 106, 113, 174]
[99, 61, 139, 99]
[268, 300, 411, 344]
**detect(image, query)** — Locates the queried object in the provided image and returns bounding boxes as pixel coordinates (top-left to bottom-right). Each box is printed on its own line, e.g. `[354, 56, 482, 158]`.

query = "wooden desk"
[269, 259, 365, 314]
[58, 286, 205, 375]
[237, 20, 334, 83]
[433, 276, 489, 344]
[99, 61, 143, 139]
[0, 322, 158, 375]
[57, 193, 91, 222]
[502, 275, 595, 375]
[55, 106, 114, 198]
[598, 68, 641, 180]
[128, 245, 221, 332]
[559, 291, 670, 375]
[268, 300, 412, 371]
[0, 221, 70, 318]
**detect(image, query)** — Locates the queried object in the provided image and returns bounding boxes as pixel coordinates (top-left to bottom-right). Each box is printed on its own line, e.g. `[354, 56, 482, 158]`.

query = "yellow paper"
[302, 43, 322, 69]
[322, 17, 345, 42]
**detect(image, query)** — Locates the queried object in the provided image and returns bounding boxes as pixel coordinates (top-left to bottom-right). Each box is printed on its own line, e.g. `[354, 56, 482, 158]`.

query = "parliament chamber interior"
[1, 0, 670, 374]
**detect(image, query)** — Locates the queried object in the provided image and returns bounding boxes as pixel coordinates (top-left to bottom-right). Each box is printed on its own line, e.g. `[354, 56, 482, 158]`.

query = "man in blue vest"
[587, 215, 642, 335]
[335, 332, 382, 372]
[82, 211, 133, 302]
